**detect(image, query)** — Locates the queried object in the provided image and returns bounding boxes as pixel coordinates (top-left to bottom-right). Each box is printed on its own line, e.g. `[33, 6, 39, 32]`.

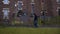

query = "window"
[18, 1, 23, 10]
[31, 0, 34, 2]
[57, 0, 60, 3]
[56, 7, 60, 16]
[17, 10, 23, 17]
[2, 0, 10, 4]
[2, 8, 10, 19]
[31, 0, 35, 15]
[31, 0, 35, 4]
[31, 4, 34, 12]
[31, 4, 35, 16]
[58, 9, 60, 15]
[41, 1, 47, 16]
[41, 2, 44, 10]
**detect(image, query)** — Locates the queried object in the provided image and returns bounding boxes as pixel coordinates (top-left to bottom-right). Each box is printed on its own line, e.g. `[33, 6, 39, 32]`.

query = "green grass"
[0, 27, 60, 34]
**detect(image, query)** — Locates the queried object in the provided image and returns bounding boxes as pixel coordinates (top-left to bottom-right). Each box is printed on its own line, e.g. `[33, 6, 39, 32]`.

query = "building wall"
[22, 0, 41, 16]
[45, 0, 57, 16]
[0, 0, 59, 24]
[56, 0, 60, 16]
[0, 0, 41, 24]
[0, 0, 17, 23]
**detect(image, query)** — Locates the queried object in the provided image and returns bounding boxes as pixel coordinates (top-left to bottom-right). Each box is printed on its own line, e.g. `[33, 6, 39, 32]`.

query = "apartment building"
[0, 0, 41, 24]
[56, 0, 60, 16]
[0, 0, 59, 24]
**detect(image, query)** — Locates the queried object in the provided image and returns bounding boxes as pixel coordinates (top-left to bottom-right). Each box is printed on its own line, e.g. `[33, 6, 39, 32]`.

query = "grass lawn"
[0, 27, 60, 34]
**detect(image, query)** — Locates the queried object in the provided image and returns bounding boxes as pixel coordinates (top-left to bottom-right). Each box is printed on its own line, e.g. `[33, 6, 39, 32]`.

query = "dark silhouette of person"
[33, 13, 38, 27]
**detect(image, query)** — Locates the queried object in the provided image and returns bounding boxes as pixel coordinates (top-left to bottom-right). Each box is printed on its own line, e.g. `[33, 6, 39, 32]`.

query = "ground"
[0, 27, 60, 34]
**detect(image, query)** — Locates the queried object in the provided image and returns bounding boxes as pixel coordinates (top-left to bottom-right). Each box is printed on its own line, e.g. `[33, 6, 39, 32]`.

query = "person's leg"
[34, 20, 38, 27]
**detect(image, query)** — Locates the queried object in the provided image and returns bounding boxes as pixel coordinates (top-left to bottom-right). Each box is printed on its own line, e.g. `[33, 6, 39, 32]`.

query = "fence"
[39, 16, 60, 27]
[0, 15, 60, 27]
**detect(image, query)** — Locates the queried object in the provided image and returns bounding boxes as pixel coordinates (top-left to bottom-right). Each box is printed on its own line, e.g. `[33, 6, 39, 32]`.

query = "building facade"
[41, 0, 57, 16]
[0, 0, 59, 24]
[56, 0, 60, 16]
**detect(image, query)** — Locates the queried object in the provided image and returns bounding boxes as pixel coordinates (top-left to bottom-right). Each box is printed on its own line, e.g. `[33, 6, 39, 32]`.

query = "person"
[33, 13, 38, 27]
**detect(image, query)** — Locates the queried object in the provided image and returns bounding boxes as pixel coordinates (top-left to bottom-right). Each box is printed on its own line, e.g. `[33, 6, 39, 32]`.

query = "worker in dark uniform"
[33, 13, 38, 27]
